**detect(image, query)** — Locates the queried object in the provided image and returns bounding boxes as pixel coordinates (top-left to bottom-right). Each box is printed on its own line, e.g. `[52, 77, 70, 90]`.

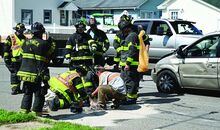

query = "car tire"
[156, 70, 182, 94]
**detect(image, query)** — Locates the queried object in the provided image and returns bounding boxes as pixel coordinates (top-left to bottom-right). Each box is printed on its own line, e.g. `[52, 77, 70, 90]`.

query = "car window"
[150, 21, 170, 35]
[186, 35, 220, 58]
[170, 21, 202, 35]
[133, 21, 150, 32]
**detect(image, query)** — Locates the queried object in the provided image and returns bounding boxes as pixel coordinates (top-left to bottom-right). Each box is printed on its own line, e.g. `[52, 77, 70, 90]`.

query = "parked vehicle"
[133, 19, 203, 60]
[151, 32, 220, 93]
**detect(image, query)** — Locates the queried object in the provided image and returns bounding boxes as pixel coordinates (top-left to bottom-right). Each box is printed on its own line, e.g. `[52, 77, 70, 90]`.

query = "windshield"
[170, 21, 202, 35]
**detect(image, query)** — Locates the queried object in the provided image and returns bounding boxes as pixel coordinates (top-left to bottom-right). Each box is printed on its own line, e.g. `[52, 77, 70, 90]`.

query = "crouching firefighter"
[17, 22, 55, 116]
[47, 65, 88, 113]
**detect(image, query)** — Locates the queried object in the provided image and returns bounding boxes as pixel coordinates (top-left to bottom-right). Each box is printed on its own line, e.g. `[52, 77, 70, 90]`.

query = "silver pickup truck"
[105, 19, 203, 65]
[50, 19, 203, 66]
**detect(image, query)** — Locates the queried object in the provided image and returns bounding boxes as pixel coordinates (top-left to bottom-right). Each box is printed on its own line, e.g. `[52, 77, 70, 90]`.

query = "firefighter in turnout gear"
[47, 66, 88, 113]
[3, 23, 26, 95]
[118, 15, 141, 104]
[17, 22, 55, 116]
[87, 17, 110, 66]
[81, 67, 99, 107]
[65, 21, 94, 70]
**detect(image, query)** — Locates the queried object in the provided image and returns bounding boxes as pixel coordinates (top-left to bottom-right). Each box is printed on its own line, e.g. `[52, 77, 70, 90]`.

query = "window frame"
[43, 10, 52, 24]
[21, 9, 33, 25]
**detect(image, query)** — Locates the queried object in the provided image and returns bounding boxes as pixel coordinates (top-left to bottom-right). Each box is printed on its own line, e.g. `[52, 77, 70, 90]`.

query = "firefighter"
[90, 65, 126, 110]
[118, 15, 140, 105]
[87, 17, 110, 66]
[46, 65, 88, 113]
[3, 23, 26, 95]
[65, 21, 94, 70]
[82, 66, 99, 97]
[17, 22, 55, 116]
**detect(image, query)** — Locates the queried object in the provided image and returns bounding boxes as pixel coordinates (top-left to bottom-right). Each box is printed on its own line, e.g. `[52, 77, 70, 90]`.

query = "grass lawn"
[0, 109, 102, 130]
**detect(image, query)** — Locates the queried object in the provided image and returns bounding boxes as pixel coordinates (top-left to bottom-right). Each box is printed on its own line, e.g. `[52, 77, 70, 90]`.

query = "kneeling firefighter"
[47, 65, 88, 113]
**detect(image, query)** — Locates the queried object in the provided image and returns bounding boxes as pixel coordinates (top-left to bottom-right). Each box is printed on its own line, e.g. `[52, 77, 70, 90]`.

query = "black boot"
[11, 87, 22, 95]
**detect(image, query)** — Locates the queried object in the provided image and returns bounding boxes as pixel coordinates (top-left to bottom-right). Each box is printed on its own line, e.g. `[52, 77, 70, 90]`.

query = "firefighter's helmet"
[118, 14, 132, 30]
[13, 23, 26, 32]
[31, 22, 45, 33]
[75, 21, 86, 30]
[73, 65, 88, 76]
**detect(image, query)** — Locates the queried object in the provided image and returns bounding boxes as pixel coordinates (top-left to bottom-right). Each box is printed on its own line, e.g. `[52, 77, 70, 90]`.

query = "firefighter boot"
[47, 98, 59, 111]
[11, 86, 22, 95]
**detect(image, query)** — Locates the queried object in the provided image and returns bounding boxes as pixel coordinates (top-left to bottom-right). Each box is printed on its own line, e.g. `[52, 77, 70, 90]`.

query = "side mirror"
[176, 45, 187, 58]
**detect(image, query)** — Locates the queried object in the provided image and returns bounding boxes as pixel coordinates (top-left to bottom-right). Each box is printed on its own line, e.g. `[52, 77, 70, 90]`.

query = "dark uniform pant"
[94, 54, 105, 66]
[6, 62, 21, 91]
[21, 81, 45, 112]
[121, 66, 140, 100]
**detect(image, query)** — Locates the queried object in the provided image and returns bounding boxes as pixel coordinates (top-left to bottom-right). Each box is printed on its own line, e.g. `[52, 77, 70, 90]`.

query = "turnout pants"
[6, 61, 21, 91]
[21, 81, 45, 112]
[121, 67, 140, 100]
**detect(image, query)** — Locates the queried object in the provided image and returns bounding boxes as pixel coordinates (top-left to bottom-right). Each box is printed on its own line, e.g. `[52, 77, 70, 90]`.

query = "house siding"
[0, 0, 14, 36]
[160, 0, 220, 33]
[139, 0, 164, 18]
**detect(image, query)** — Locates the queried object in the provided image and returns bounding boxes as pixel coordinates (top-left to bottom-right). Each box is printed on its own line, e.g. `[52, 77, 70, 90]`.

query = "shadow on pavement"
[49, 110, 107, 120]
[119, 104, 141, 111]
[139, 92, 184, 98]
[139, 97, 180, 105]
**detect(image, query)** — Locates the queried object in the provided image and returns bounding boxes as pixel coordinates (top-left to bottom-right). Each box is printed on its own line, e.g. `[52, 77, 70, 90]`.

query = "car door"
[179, 35, 220, 89]
[149, 21, 176, 59]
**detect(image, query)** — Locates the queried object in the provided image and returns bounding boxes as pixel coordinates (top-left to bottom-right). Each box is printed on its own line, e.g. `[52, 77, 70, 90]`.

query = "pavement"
[0, 58, 159, 129]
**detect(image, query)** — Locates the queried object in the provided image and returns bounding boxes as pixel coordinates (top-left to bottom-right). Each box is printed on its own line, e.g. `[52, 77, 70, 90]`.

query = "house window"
[44, 10, 52, 24]
[140, 11, 154, 19]
[170, 11, 178, 19]
[21, 9, 33, 25]
[60, 10, 68, 26]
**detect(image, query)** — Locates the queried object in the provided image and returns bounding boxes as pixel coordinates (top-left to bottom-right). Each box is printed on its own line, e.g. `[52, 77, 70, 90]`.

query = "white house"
[0, 0, 78, 37]
[157, 0, 220, 34]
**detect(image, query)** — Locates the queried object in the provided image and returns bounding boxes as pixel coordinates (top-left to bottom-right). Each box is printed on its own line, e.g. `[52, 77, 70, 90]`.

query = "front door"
[179, 35, 220, 89]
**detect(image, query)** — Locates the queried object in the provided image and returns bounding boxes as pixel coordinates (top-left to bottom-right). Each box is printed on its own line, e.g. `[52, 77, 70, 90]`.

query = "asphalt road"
[0, 60, 220, 130]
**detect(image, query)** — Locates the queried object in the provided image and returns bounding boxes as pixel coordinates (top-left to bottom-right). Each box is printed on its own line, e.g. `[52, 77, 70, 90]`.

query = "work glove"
[91, 46, 97, 53]
[102, 47, 107, 52]
[41, 80, 49, 95]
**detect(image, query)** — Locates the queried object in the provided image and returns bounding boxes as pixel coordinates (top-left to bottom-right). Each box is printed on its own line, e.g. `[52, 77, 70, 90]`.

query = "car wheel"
[156, 70, 181, 94]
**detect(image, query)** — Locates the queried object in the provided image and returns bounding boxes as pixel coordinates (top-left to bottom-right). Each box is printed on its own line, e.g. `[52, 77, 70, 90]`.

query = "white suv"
[133, 19, 203, 60]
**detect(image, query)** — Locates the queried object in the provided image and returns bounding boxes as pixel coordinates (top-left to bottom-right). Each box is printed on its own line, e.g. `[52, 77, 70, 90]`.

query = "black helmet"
[31, 22, 45, 33]
[119, 14, 132, 22]
[13, 23, 26, 32]
[118, 20, 132, 30]
[74, 65, 88, 76]
[75, 21, 86, 30]
[118, 14, 132, 30]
